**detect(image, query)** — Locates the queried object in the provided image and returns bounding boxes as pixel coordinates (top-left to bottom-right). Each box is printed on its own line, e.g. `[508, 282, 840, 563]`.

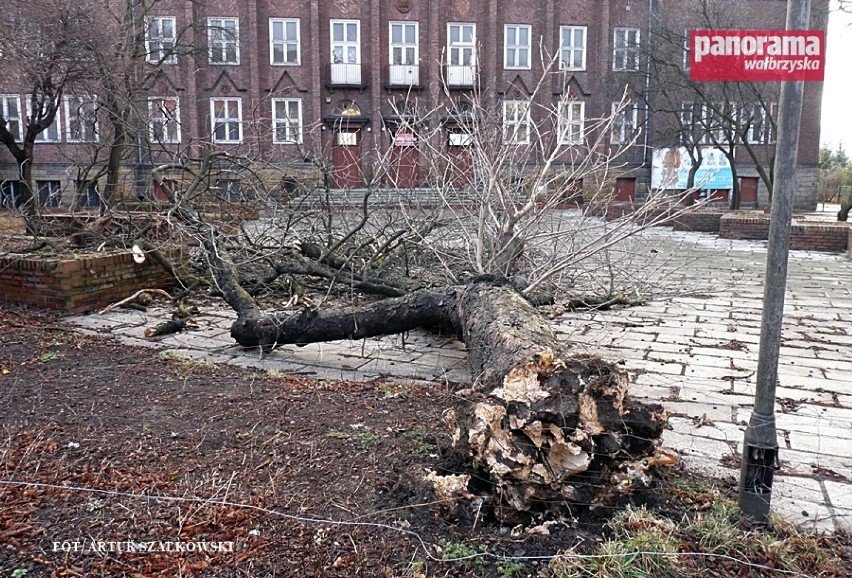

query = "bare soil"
[0, 306, 848, 577]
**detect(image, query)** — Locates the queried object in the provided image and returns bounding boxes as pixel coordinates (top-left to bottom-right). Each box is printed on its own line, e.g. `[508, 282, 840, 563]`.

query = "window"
[210, 97, 242, 143]
[78, 181, 99, 208]
[148, 97, 180, 144]
[558, 101, 585, 145]
[272, 98, 302, 144]
[613, 28, 640, 71]
[0, 181, 22, 208]
[390, 22, 418, 65]
[209, 18, 239, 64]
[65, 95, 98, 142]
[560, 26, 587, 71]
[216, 179, 242, 202]
[504, 25, 531, 69]
[0, 95, 22, 141]
[37, 180, 62, 207]
[611, 101, 638, 145]
[700, 102, 731, 144]
[449, 132, 472, 146]
[448, 23, 476, 66]
[744, 103, 775, 144]
[679, 101, 699, 145]
[389, 22, 419, 85]
[331, 20, 360, 64]
[502, 100, 530, 144]
[270, 18, 300, 65]
[28, 95, 61, 142]
[146, 16, 177, 63]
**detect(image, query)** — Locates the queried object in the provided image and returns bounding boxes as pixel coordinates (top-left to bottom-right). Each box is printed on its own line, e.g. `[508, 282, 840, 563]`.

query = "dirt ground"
[0, 306, 848, 578]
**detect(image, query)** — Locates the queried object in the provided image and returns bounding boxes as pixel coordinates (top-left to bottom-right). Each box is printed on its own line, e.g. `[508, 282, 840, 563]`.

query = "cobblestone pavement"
[67, 217, 852, 532]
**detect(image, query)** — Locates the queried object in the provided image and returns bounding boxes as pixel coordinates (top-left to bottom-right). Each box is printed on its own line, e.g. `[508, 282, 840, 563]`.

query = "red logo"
[690, 30, 824, 82]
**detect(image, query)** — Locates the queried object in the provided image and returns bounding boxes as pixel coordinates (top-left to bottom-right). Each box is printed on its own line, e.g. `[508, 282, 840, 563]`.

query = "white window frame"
[65, 95, 98, 143]
[330, 19, 361, 64]
[389, 21, 418, 65]
[504, 24, 531, 70]
[37, 180, 62, 207]
[611, 101, 638, 145]
[558, 100, 585, 145]
[448, 23, 476, 66]
[559, 26, 587, 71]
[145, 16, 177, 64]
[613, 27, 640, 71]
[0, 95, 22, 142]
[270, 18, 300, 65]
[502, 100, 530, 144]
[208, 17, 240, 65]
[210, 97, 243, 144]
[28, 94, 61, 143]
[679, 101, 698, 145]
[148, 97, 181, 144]
[272, 98, 302, 144]
[744, 103, 776, 144]
[700, 102, 731, 145]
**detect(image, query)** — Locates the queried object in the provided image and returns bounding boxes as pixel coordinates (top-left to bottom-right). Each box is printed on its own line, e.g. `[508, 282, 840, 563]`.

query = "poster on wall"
[651, 147, 734, 190]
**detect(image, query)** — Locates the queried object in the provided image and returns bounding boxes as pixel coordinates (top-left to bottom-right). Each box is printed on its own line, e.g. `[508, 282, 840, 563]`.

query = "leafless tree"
[643, 0, 783, 208]
[0, 0, 96, 229]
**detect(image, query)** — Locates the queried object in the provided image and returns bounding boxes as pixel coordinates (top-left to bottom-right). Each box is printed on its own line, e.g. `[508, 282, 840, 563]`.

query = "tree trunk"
[837, 186, 852, 221]
[229, 281, 667, 513]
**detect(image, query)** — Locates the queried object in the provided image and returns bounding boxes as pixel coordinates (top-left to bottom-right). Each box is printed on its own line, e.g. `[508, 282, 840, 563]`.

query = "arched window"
[332, 100, 361, 117]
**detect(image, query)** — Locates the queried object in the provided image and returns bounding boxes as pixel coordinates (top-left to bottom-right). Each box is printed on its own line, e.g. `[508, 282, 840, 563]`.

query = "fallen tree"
[141, 71, 701, 514]
[227, 279, 667, 513]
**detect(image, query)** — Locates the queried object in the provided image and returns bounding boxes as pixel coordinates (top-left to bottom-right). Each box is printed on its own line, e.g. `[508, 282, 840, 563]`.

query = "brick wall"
[848, 228, 852, 259]
[591, 203, 674, 224]
[671, 210, 727, 233]
[719, 213, 771, 240]
[0, 248, 184, 312]
[720, 213, 850, 251]
[789, 223, 849, 252]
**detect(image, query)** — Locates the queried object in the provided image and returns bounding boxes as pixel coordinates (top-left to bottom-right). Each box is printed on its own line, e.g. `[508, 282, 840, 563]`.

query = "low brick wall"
[719, 213, 771, 240]
[0, 248, 184, 312]
[671, 210, 727, 233]
[849, 228, 852, 259]
[789, 223, 850, 252]
[39, 213, 176, 240]
[592, 203, 675, 224]
[720, 213, 850, 251]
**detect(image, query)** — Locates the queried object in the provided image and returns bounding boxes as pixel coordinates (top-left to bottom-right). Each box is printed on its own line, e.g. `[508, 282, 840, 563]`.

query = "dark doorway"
[614, 177, 636, 202]
[740, 177, 759, 207]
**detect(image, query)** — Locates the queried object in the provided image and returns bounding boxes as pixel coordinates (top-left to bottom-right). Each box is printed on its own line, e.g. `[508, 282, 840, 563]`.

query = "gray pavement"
[66, 216, 852, 532]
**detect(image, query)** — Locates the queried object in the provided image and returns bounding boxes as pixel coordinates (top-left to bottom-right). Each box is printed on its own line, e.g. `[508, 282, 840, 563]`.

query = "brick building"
[0, 0, 828, 209]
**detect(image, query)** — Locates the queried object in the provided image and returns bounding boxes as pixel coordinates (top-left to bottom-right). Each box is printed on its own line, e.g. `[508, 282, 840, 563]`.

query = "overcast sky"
[820, 2, 851, 151]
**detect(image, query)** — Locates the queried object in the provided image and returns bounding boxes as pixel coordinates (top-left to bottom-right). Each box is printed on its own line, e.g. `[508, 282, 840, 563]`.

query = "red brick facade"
[0, 0, 828, 208]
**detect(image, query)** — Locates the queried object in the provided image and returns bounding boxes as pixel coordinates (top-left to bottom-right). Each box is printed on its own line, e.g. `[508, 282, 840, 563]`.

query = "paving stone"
[770, 477, 838, 531]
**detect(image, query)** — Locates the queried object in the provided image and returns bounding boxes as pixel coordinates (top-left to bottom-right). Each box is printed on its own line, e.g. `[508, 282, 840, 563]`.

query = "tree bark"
[229, 281, 667, 513]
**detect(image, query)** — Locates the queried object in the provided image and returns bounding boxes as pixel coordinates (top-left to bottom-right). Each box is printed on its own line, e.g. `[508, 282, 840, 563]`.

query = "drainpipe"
[642, 0, 653, 169]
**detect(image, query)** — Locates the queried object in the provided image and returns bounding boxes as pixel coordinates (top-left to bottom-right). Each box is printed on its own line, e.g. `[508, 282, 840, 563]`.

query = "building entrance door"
[740, 177, 759, 207]
[331, 130, 363, 188]
[390, 131, 419, 188]
[447, 132, 472, 188]
[614, 177, 636, 202]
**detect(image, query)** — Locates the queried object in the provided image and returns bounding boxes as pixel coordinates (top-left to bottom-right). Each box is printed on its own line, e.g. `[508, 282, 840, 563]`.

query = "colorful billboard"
[690, 30, 825, 82]
[651, 147, 734, 190]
